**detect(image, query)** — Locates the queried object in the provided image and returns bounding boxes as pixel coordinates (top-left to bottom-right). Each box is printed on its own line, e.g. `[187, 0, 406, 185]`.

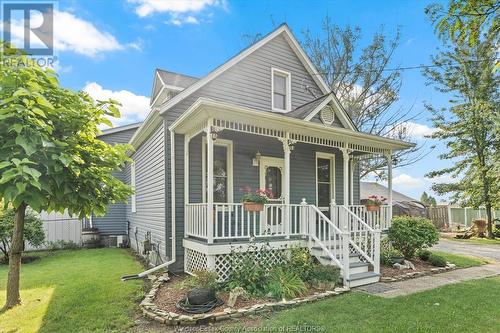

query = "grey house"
[95, 24, 413, 287]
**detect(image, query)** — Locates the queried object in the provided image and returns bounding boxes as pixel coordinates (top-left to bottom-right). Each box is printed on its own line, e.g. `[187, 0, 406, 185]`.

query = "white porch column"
[206, 119, 214, 243]
[341, 148, 350, 206]
[282, 133, 292, 239]
[349, 158, 355, 205]
[386, 152, 393, 218]
[184, 135, 190, 238]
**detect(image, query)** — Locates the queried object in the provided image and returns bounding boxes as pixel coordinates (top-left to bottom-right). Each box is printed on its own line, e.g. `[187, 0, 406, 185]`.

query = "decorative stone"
[227, 287, 246, 307]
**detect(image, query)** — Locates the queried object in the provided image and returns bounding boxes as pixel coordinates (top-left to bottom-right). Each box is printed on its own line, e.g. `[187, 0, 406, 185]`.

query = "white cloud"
[4, 10, 134, 57]
[83, 82, 150, 127]
[129, 0, 226, 26]
[403, 121, 437, 139]
[392, 173, 425, 189]
[130, 0, 222, 17]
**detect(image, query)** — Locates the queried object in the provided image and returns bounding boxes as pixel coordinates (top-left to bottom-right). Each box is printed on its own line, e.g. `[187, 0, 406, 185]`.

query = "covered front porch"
[169, 98, 412, 285]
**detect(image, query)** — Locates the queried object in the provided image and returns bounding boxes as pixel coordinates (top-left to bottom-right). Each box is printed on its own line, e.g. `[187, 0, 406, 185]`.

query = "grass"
[0, 248, 144, 333]
[257, 276, 500, 333]
[431, 250, 489, 267]
[444, 237, 500, 245]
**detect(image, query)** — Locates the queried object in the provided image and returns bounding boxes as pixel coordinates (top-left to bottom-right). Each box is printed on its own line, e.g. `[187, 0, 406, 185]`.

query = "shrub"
[417, 249, 432, 261]
[388, 216, 439, 259]
[265, 267, 307, 300]
[287, 246, 316, 282]
[381, 247, 404, 266]
[181, 270, 219, 290]
[428, 254, 447, 267]
[225, 243, 284, 296]
[0, 208, 45, 260]
[309, 265, 340, 284]
[46, 240, 79, 251]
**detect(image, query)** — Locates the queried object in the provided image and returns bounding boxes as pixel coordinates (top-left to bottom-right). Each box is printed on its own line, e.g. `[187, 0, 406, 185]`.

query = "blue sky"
[7, 0, 454, 201]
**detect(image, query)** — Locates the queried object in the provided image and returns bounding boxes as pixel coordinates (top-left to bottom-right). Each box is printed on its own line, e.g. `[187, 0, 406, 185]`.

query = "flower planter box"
[365, 204, 380, 212]
[243, 202, 264, 212]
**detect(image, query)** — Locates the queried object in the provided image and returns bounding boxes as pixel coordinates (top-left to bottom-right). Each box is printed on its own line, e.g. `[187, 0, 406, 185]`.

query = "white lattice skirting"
[185, 247, 288, 281]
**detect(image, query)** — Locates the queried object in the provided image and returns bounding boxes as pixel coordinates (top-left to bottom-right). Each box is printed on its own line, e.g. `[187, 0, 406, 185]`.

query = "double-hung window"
[202, 138, 233, 203]
[272, 68, 291, 112]
[316, 153, 335, 209]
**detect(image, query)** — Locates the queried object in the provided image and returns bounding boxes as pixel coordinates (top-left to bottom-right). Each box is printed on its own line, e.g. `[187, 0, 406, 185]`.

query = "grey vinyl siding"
[92, 127, 139, 235]
[187, 131, 350, 207]
[126, 124, 166, 264]
[98, 127, 138, 145]
[162, 33, 362, 270]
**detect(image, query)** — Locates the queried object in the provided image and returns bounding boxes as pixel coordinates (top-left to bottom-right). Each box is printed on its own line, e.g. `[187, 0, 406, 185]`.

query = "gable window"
[271, 68, 291, 112]
[131, 161, 136, 213]
[316, 153, 335, 209]
[202, 138, 233, 203]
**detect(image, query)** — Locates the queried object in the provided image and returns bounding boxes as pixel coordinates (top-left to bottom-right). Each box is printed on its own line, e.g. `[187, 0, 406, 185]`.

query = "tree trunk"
[3, 202, 27, 310]
[486, 203, 494, 239]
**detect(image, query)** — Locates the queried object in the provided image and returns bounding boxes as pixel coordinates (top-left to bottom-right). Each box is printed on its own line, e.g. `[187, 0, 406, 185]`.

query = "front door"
[259, 157, 284, 234]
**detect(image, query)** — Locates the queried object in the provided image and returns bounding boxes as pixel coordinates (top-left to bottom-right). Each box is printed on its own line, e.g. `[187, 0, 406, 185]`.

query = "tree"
[0, 44, 133, 310]
[0, 207, 45, 261]
[420, 192, 437, 207]
[422, 23, 499, 237]
[425, 0, 499, 47]
[302, 17, 424, 178]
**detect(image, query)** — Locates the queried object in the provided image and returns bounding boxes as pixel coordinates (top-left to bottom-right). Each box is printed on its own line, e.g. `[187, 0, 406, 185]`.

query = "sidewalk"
[357, 262, 500, 298]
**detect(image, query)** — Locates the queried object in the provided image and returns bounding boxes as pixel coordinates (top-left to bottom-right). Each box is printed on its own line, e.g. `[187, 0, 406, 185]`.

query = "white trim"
[259, 156, 285, 201]
[202, 137, 234, 204]
[304, 96, 333, 121]
[98, 122, 142, 137]
[271, 67, 292, 112]
[131, 161, 136, 213]
[315, 152, 335, 210]
[170, 130, 177, 260]
[169, 98, 414, 151]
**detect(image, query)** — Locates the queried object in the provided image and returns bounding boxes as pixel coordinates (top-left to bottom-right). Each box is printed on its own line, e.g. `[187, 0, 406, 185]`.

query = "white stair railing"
[337, 205, 381, 275]
[302, 200, 349, 285]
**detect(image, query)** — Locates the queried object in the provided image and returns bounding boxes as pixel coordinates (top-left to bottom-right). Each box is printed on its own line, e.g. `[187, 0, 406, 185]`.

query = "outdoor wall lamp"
[210, 127, 219, 141]
[252, 151, 261, 166]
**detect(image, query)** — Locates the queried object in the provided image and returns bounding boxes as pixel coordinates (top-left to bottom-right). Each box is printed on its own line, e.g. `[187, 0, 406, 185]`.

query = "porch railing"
[185, 203, 304, 241]
[340, 204, 391, 230]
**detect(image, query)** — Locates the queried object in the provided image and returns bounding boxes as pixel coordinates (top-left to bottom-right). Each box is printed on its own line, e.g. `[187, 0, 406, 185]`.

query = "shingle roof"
[360, 181, 418, 202]
[285, 94, 331, 119]
[156, 69, 198, 89]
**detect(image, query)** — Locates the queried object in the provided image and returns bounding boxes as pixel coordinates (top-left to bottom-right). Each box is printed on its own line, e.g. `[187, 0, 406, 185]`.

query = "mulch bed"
[153, 273, 331, 315]
[380, 258, 436, 278]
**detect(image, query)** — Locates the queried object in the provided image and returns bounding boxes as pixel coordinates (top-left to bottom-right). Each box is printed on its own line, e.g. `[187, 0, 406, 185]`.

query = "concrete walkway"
[357, 262, 500, 298]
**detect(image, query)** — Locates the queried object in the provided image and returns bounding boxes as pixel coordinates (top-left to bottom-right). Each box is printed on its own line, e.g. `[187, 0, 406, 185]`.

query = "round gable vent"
[320, 105, 335, 125]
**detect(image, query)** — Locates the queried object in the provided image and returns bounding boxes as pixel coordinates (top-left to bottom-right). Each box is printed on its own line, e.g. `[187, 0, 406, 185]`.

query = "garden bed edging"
[140, 273, 350, 326]
[380, 263, 456, 282]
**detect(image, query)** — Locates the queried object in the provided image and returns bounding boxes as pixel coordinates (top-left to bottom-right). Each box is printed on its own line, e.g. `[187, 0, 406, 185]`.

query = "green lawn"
[259, 276, 500, 333]
[432, 250, 490, 267]
[444, 237, 500, 245]
[0, 248, 144, 333]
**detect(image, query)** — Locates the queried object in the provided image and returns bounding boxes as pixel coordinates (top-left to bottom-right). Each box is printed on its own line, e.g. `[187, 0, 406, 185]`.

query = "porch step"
[349, 261, 370, 274]
[347, 272, 380, 287]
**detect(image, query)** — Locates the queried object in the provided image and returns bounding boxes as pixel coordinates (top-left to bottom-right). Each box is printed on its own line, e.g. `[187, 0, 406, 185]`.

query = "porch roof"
[169, 98, 415, 155]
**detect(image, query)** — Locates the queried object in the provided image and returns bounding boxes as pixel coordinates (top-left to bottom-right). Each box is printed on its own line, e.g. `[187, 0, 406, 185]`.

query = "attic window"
[320, 105, 335, 125]
[271, 68, 291, 112]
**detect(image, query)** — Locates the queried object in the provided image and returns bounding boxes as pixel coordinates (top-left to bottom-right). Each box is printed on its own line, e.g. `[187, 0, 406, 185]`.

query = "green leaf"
[35, 95, 54, 109]
[16, 182, 26, 193]
[9, 123, 23, 134]
[15, 135, 36, 155]
[32, 107, 47, 118]
[0, 161, 11, 170]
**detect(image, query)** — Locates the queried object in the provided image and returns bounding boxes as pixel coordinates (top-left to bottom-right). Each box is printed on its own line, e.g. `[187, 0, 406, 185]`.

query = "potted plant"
[364, 195, 386, 212]
[241, 188, 271, 211]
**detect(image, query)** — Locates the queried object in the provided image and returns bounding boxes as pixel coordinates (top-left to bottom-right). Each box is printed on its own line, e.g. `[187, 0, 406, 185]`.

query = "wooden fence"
[429, 206, 500, 229]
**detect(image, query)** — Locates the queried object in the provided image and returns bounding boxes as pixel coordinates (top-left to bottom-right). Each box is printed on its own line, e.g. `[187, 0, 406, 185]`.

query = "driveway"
[433, 238, 500, 262]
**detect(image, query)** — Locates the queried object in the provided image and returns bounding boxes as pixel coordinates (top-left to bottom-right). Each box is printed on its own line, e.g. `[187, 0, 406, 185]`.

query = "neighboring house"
[93, 24, 413, 287]
[360, 181, 427, 217]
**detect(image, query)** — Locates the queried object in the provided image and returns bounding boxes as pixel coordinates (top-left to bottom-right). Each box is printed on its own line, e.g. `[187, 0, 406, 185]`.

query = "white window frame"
[315, 152, 335, 210]
[202, 137, 234, 204]
[271, 67, 292, 112]
[131, 161, 136, 213]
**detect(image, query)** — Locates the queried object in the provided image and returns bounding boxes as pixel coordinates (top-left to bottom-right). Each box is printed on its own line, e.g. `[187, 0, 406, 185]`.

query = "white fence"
[25, 210, 82, 251]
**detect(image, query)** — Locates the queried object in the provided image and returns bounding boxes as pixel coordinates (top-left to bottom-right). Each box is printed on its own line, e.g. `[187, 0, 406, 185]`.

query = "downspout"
[121, 129, 177, 281]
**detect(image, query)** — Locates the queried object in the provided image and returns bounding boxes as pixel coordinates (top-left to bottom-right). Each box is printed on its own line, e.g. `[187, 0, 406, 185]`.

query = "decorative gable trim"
[303, 94, 356, 130]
